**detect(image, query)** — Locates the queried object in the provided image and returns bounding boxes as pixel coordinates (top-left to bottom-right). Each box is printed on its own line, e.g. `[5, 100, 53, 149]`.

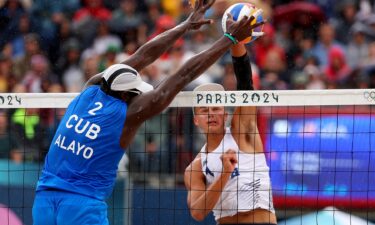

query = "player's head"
[193, 83, 228, 134]
[101, 64, 153, 103]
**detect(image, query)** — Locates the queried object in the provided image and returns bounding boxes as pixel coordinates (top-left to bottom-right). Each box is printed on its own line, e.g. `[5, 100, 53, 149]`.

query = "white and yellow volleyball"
[222, 3, 264, 44]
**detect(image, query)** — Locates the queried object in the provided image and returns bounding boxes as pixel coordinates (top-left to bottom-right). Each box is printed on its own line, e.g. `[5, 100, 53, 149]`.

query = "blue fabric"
[36, 85, 127, 200]
[33, 190, 108, 225]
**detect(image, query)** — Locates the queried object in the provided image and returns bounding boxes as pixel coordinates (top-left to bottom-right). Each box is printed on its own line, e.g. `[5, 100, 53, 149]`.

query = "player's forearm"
[174, 36, 232, 88]
[231, 45, 258, 131]
[121, 22, 190, 71]
[190, 173, 231, 220]
[232, 52, 253, 90]
[230, 44, 247, 57]
[146, 36, 233, 117]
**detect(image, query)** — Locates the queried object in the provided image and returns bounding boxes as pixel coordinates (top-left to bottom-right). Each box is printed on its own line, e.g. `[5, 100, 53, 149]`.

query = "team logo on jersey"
[231, 168, 240, 178]
[205, 166, 214, 177]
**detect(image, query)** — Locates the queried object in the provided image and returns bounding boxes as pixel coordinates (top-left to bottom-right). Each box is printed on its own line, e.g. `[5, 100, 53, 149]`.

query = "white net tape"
[1, 89, 375, 108]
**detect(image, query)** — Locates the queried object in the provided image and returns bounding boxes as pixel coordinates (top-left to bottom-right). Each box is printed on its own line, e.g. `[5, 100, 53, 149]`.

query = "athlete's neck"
[205, 131, 225, 153]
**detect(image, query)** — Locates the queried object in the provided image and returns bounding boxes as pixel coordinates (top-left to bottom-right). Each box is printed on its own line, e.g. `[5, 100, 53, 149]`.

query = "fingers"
[197, 0, 203, 9]
[236, 15, 252, 28]
[190, 19, 213, 30]
[252, 9, 263, 19]
[252, 31, 265, 37]
[204, 19, 214, 25]
[193, 0, 201, 10]
[244, 15, 255, 26]
[225, 13, 234, 28]
[250, 21, 266, 30]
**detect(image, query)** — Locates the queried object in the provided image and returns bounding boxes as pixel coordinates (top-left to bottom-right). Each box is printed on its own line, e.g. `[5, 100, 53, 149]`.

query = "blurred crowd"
[1, 0, 375, 173]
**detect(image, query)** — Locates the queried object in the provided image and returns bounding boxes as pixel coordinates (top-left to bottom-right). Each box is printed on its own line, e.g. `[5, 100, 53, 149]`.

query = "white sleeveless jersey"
[200, 127, 275, 221]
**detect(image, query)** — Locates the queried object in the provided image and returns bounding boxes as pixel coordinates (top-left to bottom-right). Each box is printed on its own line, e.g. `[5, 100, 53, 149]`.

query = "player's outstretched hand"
[186, 0, 216, 30]
[226, 14, 265, 43]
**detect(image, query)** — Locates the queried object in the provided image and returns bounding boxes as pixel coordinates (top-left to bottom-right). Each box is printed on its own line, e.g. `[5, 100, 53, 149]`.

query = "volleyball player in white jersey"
[184, 43, 277, 225]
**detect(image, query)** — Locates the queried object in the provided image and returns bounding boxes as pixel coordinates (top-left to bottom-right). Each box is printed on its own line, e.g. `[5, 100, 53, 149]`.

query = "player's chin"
[206, 124, 223, 133]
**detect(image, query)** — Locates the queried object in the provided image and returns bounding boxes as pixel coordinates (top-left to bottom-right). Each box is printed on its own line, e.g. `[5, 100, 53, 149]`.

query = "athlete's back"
[36, 85, 127, 200]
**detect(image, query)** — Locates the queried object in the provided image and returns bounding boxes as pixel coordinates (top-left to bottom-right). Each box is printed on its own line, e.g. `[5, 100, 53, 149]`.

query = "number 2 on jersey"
[88, 102, 103, 115]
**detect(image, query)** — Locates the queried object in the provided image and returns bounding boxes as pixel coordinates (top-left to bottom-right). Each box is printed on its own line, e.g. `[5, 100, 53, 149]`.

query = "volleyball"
[222, 3, 264, 44]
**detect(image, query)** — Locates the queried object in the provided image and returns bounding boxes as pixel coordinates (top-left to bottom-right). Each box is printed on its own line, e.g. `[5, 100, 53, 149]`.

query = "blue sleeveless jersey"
[36, 86, 127, 200]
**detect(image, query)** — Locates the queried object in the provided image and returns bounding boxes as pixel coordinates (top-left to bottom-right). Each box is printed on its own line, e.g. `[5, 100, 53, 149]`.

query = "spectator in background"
[30, 0, 65, 52]
[109, 0, 146, 44]
[263, 48, 287, 79]
[128, 114, 169, 173]
[304, 64, 326, 90]
[332, 0, 358, 45]
[61, 0, 81, 18]
[143, 1, 162, 34]
[363, 41, 375, 68]
[9, 14, 33, 59]
[161, 0, 181, 19]
[324, 46, 352, 85]
[0, 110, 20, 162]
[11, 108, 46, 162]
[98, 45, 120, 72]
[56, 39, 85, 92]
[115, 41, 138, 63]
[311, 23, 346, 68]
[0, 53, 16, 92]
[81, 49, 100, 82]
[186, 28, 213, 54]
[72, 0, 112, 49]
[0, 0, 27, 47]
[1, 41, 13, 59]
[139, 63, 166, 87]
[13, 33, 43, 81]
[167, 38, 213, 90]
[22, 54, 59, 93]
[49, 16, 76, 65]
[347, 22, 369, 69]
[148, 14, 175, 40]
[92, 20, 122, 56]
[253, 24, 286, 75]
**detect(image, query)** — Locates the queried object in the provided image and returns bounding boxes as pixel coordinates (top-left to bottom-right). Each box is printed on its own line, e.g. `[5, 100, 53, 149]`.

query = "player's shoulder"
[185, 153, 202, 173]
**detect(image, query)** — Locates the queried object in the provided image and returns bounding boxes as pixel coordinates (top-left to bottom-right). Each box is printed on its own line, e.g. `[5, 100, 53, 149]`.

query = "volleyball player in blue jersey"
[32, 0, 265, 224]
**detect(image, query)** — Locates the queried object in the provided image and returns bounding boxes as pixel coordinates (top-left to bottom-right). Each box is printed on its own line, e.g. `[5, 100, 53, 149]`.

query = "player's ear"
[193, 115, 199, 126]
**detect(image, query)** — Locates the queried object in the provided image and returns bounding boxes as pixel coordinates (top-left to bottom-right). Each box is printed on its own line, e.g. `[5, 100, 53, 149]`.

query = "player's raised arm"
[120, 16, 264, 148]
[230, 42, 264, 155]
[121, 0, 215, 72]
[83, 0, 214, 89]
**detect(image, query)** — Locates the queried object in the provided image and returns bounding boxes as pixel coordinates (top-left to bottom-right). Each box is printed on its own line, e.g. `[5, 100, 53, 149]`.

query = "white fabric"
[200, 127, 275, 221]
[102, 64, 153, 93]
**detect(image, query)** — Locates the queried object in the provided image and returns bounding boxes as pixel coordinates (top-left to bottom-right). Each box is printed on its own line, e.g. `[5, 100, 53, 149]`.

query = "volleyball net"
[0, 89, 374, 225]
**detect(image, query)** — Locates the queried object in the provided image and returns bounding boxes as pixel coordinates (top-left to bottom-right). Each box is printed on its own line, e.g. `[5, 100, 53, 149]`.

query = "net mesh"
[0, 90, 374, 225]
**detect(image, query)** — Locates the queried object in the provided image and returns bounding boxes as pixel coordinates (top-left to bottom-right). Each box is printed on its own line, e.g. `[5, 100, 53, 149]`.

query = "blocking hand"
[225, 14, 265, 43]
[186, 0, 216, 30]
